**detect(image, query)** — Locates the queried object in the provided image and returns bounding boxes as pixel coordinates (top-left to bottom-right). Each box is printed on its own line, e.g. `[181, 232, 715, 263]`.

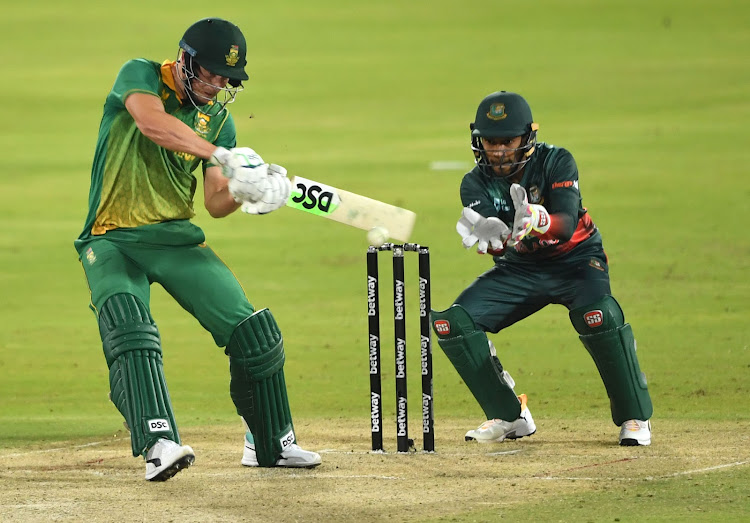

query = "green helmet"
[179, 18, 248, 83]
[470, 91, 539, 179]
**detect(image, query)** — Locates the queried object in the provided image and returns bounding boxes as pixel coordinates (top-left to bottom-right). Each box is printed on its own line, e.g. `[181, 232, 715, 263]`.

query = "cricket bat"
[285, 176, 416, 242]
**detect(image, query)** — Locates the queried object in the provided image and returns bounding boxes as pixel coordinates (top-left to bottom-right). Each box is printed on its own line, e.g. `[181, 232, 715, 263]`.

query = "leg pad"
[226, 308, 295, 466]
[100, 294, 179, 457]
[432, 305, 521, 421]
[570, 296, 653, 425]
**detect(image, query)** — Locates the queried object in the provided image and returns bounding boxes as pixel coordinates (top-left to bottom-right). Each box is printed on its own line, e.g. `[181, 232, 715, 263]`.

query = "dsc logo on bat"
[290, 178, 341, 214]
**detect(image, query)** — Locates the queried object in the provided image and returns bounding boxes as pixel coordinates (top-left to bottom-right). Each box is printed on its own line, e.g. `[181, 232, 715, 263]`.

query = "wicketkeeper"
[432, 91, 653, 446]
[74, 17, 321, 481]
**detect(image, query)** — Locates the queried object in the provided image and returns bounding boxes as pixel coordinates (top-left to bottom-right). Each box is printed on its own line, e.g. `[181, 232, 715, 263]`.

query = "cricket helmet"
[179, 18, 249, 84]
[470, 91, 539, 179]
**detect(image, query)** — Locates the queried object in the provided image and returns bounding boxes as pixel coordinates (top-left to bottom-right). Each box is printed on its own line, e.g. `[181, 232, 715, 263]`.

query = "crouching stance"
[435, 91, 653, 446]
[75, 17, 319, 481]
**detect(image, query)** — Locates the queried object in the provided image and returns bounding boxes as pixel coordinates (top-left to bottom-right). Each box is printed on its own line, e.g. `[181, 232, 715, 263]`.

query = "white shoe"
[242, 436, 321, 468]
[145, 438, 195, 481]
[465, 394, 536, 443]
[619, 419, 651, 446]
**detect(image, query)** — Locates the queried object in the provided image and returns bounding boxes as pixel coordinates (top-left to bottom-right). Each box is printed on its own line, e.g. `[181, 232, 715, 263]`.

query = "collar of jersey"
[160, 61, 183, 102]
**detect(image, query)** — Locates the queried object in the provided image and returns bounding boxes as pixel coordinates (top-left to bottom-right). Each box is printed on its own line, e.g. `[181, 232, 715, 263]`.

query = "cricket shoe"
[619, 419, 651, 446]
[242, 434, 322, 468]
[145, 438, 195, 481]
[465, 394, 536, 443]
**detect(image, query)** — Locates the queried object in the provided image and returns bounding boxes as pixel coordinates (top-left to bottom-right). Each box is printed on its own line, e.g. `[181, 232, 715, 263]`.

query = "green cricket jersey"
[460, 142, 599, 262]
[74, 59, 236, 254]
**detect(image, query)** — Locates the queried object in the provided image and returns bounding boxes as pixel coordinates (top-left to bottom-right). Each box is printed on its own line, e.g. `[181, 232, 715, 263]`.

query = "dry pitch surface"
[1, 418, 747, 522]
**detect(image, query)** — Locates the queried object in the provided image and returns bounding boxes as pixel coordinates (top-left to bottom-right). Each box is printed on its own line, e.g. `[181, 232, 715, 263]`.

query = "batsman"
[74, 17, 321, 481]
[432, 91, 653, 446]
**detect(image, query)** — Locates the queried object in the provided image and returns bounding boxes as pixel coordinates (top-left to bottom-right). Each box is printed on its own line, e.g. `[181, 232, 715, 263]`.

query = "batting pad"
[432, 305, 521, 421]
[226, 308, 295, 467]
[570, 296, 653, 425]
[99, 294, 180, 457]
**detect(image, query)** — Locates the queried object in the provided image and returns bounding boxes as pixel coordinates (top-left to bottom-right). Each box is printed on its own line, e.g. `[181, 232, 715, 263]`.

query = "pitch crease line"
[0, 441, 108, 458]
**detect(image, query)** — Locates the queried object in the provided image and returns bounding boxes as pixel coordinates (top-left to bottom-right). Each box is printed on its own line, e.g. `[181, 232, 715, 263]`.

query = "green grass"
[1, 0, 749, 520]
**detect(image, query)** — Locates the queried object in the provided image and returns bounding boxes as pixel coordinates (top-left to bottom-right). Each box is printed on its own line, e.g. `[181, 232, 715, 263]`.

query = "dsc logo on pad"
[147, 419, 171, 432]
[433, 320, 450, 335]
[584, 310, 604, 328]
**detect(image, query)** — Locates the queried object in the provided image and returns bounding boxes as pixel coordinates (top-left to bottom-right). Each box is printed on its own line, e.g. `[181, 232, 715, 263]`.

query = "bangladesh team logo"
[487, 103, 507, 120]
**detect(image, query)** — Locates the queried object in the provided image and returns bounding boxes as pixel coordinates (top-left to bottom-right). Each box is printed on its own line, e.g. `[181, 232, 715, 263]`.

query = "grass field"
[1, 0, 749, 521]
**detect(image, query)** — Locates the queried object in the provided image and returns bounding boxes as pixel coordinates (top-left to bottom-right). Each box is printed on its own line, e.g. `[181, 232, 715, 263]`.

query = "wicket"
[367, 243, 434, 453]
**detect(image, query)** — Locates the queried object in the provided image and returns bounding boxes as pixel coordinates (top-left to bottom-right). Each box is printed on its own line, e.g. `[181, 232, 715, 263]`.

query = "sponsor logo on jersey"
[225, 45, 240, 66]
[589, 258, 605, 271]
[487, 103, 507, 120]
[85, 247, 97, 265]
[584, 310, 604, 328]
[528, 185, 542, 204]
[433, 320, 450, 335]
[147, 419, 171, 432]
[467, 200, 481, 209]
[494, 197, 510, 212]
[552, 180, 578, 190]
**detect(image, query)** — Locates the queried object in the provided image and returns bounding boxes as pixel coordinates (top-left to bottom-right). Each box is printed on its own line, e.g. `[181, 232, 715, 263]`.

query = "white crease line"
[200, 473, 402, 480]
[537, 459, 750, 481]
[648, 460, 750, 479]
[0, 441, 108, 458]
[318, 449, 522, 456]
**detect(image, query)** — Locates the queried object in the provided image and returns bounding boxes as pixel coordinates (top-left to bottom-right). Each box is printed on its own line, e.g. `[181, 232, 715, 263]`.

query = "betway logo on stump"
[367, 276, 377, 316]
[370, 392, 380, 432]
[369, 334, 379, 374]
[420, 335, 430, 375]
[395, 338, 406, 378]
[418, 276, 428, 317]
[397, 397, 408, 437]
[394, 279, 405, 320]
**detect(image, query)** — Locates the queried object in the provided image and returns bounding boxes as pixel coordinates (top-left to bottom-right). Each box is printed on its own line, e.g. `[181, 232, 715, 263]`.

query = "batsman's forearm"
[136, 111, 217, 160]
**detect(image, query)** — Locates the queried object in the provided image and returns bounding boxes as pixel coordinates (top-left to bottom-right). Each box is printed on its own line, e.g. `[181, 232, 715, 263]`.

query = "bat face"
[288, 178, 342, 216]
[287, 176, 416, 242]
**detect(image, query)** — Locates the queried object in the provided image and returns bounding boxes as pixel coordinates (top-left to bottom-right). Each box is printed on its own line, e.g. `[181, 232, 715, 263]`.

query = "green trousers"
[79, 238, 253, 347]
[455, 239, 611, 332]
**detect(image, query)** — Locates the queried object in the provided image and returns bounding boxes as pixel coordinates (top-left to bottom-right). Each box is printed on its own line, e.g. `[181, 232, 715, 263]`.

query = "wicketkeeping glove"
[456, 207, 510, 254]
[509, 183, 551, 244]
[240, 164, 292, 215]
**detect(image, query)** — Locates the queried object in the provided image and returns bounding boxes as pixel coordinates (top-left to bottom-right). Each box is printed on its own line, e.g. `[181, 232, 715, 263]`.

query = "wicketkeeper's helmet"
[470, 91, 539, 179]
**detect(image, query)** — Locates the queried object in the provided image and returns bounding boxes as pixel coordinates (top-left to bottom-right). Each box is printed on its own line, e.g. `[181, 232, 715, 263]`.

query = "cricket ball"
[367, 226, 390, 247]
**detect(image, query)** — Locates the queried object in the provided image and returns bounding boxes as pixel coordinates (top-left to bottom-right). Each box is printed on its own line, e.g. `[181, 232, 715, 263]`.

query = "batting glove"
[240, 164, 292, 215]
[228, 163, 270, 204]
[508, 184, 551, 244]
[456, 207, 510, 254]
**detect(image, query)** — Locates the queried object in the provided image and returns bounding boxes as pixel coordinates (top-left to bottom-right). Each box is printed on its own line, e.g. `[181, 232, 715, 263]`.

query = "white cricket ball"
[367, 226, 390, 247]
